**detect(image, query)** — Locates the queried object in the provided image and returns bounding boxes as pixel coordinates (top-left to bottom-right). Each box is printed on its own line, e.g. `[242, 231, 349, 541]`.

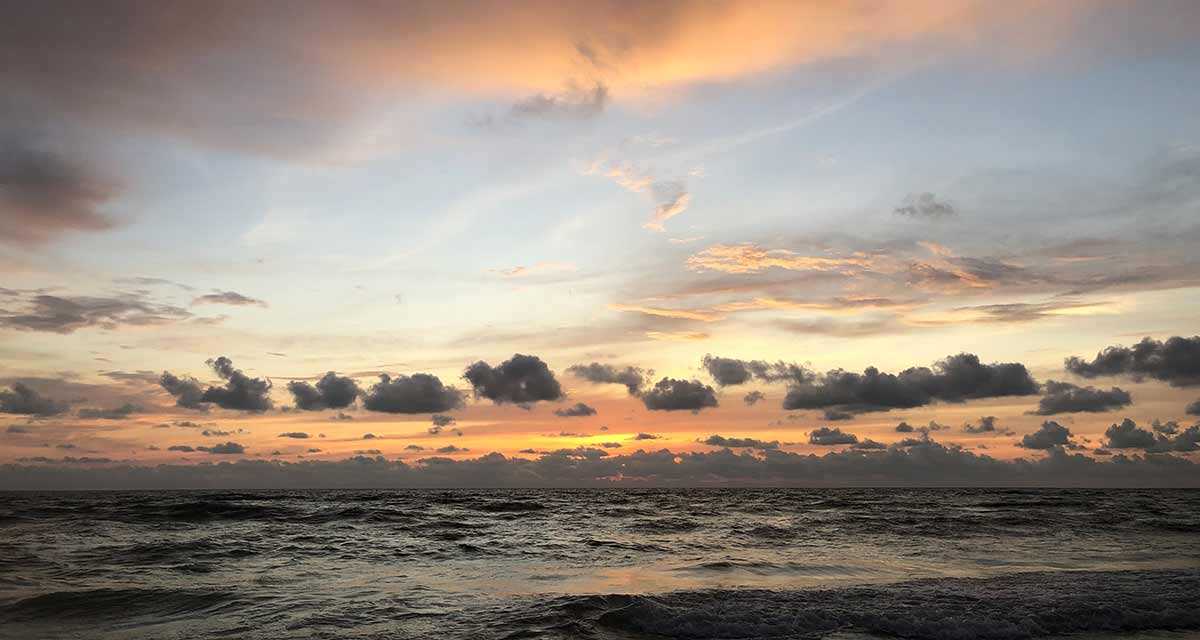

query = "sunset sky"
[2, 1, 1199, 486]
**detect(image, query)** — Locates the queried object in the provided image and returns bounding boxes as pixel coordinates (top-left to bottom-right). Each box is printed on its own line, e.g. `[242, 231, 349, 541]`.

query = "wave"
[498, 570, 1200, 639]
[0, 588, 243, 624]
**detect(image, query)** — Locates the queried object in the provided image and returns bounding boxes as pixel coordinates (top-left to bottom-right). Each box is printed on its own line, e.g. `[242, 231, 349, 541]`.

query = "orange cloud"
[686, 244, 873, 274]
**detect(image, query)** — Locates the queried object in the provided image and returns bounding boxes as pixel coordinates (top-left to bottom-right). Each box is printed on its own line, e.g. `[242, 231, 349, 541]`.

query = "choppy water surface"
[1, 489, 1198, 639]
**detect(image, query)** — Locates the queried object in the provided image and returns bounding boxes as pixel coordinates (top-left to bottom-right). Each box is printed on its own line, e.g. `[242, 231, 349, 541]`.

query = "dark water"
[1, 489, 1198, 639]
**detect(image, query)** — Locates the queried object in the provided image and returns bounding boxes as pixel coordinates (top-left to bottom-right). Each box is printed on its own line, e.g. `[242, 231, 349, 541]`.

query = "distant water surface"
[1, 488, 1198, 639]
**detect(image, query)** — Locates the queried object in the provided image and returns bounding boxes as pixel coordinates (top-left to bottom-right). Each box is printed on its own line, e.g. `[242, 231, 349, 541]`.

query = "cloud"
[852, 439, 887, 451]
[167, 445, 194, 452]
[1188, 399, 1200, 416]
[1065, 336, 1200, 387]
[7, 425, 29, 434]
[279, 432, 310, 439]
[508, 81, 609, 120]
[566, 363, 649, 395]
[431, 414, 456, 427]
[783, 353, 1038, 414]
[642, 180, 690, 232]
[1033, 380, 1132, 415]
[633, 433, 660, 440]
[159, 372, 207, 410]
[808, 427, 859, 446]
[198, 357, 274, 412]
[555, 402, 597, 418]
[6, 442, 1199, 489]
[700, 355, 813, 387]
[1104, 418, 1200, 453]
[686, 244, 871, 274]
[191, 291, 268, 308]
[961, 416, 1012, 435]
[287, 372, 360, 411]
[743, 391, 765, 406]
[201, 429, 232, 437]
[1018, 421, 1078, 450]
[76, 403, 141, 420]
[361, 373, 465, 414]
[822, 409, 855, 421]
[362, 433, 378, 440]
[0, 140, 117, 245]
[894, 192, 956, 219]
[640, 378, 718, 412]
[196, 442, 245, 455]
[0, 292, 192, 334]
[436, 445, 469, 454]
[0, 383, 68, 417]
[463, 354, 564, 405]
[701, 435, 780, 450]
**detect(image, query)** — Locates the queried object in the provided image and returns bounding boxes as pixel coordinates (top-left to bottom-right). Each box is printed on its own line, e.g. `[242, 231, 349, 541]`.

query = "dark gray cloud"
[436, 445, 468, 454]
[0, 292, 192, 334]
[1033, 381, 1132, 415]
[743, 391, 765, 406]
[1018, 421, 1078, 450]
[201, 429, 232, 437]
[640, 378, 718, 412]
[159, 372, 206, 410]
[196, 442, 245, 455]
[362, 433, 378, 440]
[1188, 400, 1200, 416]
[0, 383, 68, 416]
[894, 192, 956, 219]
[566, 362, 649, 395]
[7, 425, 29, 434]
[895, 421, 916, 433]
[701, 434, 780, 450]
[1104, 418, 1200, 453]
[167, 445, 194, 452]
[5, 443, 1199, 489]
[599, 442, 622, 449]
[1065, 336, 1200, 387]
[279, 432, 310, 439]
[464, 354, 563, 405]
[808, 427, 859, 446]
[555, 402, 597, 417]
[287, 372, 360, 411]
[76, 403, 141, 420]
[961, 416, 1013, 435]
[0, 139, 117, 245]
[191, 291, 268, 307]
[852, 439, 887, 450]
[700, 355, 811, 386]
[783, 353, 1037, 414]
[361, 373, 465, 414]
[199, 357, 273, 412]
[633, 433, 660, 440]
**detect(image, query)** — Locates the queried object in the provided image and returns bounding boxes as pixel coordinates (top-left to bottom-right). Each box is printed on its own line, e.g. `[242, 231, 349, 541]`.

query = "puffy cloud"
[555, 402, 597, 418]
[0, 140, 117, 245]
[894, 192, 956, 219]
[1018, 421, 1077, 450]
[852, 439, 887, 451]
[287, 372, 360, 411]
[783, 353, 1037, 414]
[278, 432, 310, 439]
[436, 445, 469, 454]
[743, 391, 765, 406]
[167, 445, 194, 452]
[0, 292, 192, 334]
[0, 383, 68, 416]
[961, 416, 1013, 435]
[159, 372, 206, 410]
[463, 354, 563, 405]
[566, 363, 649, 395]
[1104, 418, 1200, 453]
[76, 403, 141, 420]
[194, 442, 245, 454]
[1033, 381, 1132, 415]
[201, 429, 232, 437]
[701, 435, 780, 450]
[1187, 400, 1200, 416]
[640, 378, 718, 412]
[191, 291, 267, 307]
[701, 355, 811, 387]
[895, 422, 916, 433]
[633, 433, 660, 440]
[822, 409, 854, 421]
[199, 357, 274, 412]
[1065, 336, 1200, 387]
[362, 433, 378, 440]
[361, 373, 465, 414]
[808, 427, 859, 446]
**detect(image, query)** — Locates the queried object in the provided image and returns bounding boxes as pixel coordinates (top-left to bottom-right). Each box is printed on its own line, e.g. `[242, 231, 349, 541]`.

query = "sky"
[2, 0, 1200, 487]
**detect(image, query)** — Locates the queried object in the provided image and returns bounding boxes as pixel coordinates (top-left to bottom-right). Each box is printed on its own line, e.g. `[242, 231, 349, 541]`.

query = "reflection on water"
[1, 488, 1198, 638]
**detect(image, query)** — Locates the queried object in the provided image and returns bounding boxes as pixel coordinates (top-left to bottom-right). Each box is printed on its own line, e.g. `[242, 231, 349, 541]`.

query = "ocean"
[1, 489, 1197, 639]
